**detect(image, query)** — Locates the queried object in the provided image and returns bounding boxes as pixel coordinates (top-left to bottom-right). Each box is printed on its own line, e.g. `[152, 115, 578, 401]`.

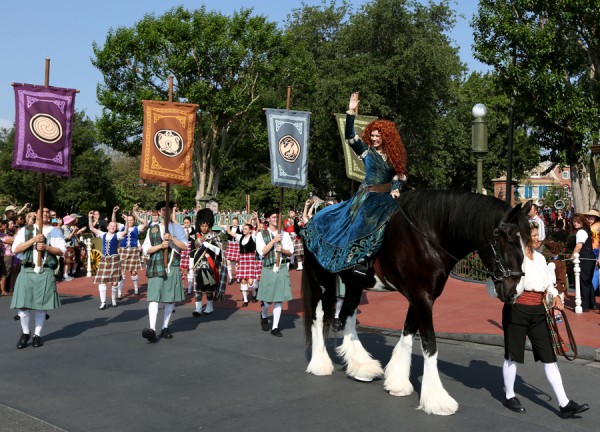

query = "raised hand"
[348, 92, 360, 112]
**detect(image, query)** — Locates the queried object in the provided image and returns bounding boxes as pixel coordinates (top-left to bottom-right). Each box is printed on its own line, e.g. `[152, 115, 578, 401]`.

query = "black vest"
[239, 235, 256, 254]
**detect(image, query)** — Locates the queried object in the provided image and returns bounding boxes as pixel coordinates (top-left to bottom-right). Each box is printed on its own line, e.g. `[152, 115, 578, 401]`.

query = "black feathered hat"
[155, 201, 176, 211]
[264, 208, 279, 219]
[195, 208, 214, 231]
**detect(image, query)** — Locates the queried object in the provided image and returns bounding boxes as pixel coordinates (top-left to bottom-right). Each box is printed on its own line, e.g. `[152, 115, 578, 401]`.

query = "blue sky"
[0, 0, 487, 129]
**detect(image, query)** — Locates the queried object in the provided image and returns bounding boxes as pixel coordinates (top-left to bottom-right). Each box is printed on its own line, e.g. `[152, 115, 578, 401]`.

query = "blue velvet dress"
[303, 115, 403, 272]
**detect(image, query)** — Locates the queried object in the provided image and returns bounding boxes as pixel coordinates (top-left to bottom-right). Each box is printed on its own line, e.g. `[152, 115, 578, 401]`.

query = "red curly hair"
[362, 120, 407, 177]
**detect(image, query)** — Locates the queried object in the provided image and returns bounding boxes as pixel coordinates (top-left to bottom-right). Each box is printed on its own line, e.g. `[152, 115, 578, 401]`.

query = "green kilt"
[147, 266, 185, 303]
[257, 265, 292, 302]
[10, 267, 61, 310]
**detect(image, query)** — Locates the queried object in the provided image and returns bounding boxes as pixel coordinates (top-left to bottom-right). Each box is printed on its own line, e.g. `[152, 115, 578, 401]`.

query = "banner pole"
[163, 76, 174, 268]
[275, 86, 292, 267]
[35, 58, 51, 269]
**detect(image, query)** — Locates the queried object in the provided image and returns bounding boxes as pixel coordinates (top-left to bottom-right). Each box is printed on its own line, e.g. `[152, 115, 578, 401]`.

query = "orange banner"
[140, 100, 198, 186]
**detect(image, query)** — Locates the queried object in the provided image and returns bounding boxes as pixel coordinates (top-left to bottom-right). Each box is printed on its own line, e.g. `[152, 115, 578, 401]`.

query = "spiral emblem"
[153, 129, 184, 157]
[29, 114, 63, 144]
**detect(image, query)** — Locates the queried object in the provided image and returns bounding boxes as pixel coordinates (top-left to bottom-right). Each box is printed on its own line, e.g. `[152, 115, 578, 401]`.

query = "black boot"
[16, 333, 30, 349]
[261, 316, 269, 331]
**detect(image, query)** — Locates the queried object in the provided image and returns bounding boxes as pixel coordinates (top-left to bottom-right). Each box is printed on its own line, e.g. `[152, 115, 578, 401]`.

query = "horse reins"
[543, 300, 578, 360]
[396, 207, 523, 279]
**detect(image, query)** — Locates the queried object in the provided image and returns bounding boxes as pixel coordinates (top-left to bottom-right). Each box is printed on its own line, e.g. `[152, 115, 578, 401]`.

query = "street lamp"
[472, 104, 489, 194]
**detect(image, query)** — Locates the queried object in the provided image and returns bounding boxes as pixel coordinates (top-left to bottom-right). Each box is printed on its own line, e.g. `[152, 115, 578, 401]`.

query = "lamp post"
[472, 104, 489, 194]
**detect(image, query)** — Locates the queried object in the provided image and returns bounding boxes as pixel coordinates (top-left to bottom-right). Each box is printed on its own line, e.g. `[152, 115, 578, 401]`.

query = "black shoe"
[352, 263, 369, 276]
[251, 297, 258, 303]
[142, 328, 157, 343]
[228, 279, 234, 285]
[161, 328, 173, 339]
[192, 311, 202, 317]
[560, 400, 589, 418]
[271, 328, 282, 337]
[242, 301, 249, 307]
[117, 296, 123, 301]
[32, 335, 43, 348]
[16, 333, 30, 349]
[332, 318, 343, 332]
[98, 303, 107, 310]
[503, 397, 526, 413]
[261, 316, 269, 331]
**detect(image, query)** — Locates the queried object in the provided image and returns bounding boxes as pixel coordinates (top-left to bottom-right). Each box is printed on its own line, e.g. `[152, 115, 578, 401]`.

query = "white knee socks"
[111, 285, 118, 306]
[132, 274, 139, 294]
[148, 301, 159, 331]
[272, 302, 282, 329]
[99, 284, 107, 305]
[227, 265, 233, 281]
[117, 277, 124, 297]
[503, 359, 517, 399]
[34, 310, 46, 336]
[163, 303, 174, 330]
[241, 283, 248, 302]
[544, 362, 569, 407]
[18, 310, 31, 334]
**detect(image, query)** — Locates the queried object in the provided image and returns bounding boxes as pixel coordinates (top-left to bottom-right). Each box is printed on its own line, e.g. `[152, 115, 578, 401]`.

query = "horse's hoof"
[353, 375, 374, 383]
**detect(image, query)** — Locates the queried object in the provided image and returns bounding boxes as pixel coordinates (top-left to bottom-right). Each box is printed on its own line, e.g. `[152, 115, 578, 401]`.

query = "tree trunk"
[570, 160, 596, 212]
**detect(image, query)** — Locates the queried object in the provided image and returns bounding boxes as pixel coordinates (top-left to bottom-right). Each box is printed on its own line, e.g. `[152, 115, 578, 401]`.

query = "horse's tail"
[302, 246, 317, 345]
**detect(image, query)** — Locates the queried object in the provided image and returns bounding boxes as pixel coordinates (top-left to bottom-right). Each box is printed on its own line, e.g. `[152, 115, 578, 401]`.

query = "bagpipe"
[192, 231, 221, 268]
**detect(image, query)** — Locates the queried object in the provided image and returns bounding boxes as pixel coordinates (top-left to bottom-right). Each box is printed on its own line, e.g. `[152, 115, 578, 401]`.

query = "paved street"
[1, 290, 598, 432]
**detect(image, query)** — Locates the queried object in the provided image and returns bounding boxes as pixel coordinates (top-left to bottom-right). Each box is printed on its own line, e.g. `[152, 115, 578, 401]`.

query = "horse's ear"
[521, 200, 533, 216]
[501, 200, 531, 224]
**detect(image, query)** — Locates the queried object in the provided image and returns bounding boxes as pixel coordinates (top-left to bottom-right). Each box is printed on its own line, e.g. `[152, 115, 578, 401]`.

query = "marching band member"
[89, 212, 128, 310]
[225, 217, 242, 284]
[141, 201, 187, 342]
[222, 219, 257, 307]
[115, 205, 146, 297]
[191, 209, 225, 316]
[11, 209, 65, 349]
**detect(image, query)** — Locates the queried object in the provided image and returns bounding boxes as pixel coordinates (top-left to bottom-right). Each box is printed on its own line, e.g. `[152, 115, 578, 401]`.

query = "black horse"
[302, 189, 531, 415]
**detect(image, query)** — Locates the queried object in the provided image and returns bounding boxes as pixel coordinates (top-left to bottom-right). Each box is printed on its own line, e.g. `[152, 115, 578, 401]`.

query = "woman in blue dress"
[303, 92, 408, 273]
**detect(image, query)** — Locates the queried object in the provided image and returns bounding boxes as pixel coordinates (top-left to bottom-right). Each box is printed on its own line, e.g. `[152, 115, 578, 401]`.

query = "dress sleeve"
[345, 113, 368, 156]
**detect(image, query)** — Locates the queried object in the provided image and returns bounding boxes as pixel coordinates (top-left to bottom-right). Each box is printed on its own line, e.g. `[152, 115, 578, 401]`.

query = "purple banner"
[13, 84, 76, 177]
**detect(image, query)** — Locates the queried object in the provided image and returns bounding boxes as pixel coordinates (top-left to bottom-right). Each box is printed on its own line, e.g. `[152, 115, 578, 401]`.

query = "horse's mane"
[396, 189, 531, 251]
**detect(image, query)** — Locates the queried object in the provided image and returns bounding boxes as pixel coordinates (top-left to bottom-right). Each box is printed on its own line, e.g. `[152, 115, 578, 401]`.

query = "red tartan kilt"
[236, 252, 257, 280]
[225, 240, 240, 262]
[255, 258, 263, 281]
[64, 247, 76, 265]
[179, 247, 190, 270]
[294, 237, 304, 256]
[119, 247, 142, 272]
[94, 255, 122, 284]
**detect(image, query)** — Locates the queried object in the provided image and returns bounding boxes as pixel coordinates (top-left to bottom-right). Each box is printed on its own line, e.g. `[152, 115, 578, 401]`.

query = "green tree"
[0, 113, 113, 215]
[473, 0, 600, 210]
[285, 0, 471, 196]
[92, 6, 290, 203]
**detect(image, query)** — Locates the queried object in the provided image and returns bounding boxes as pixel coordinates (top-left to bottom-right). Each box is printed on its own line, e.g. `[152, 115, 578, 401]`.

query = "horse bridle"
[483, 222, 526, 283]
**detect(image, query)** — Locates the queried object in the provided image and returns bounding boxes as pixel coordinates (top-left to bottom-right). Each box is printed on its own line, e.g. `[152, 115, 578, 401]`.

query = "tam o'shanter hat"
[584, 209, 600, 219]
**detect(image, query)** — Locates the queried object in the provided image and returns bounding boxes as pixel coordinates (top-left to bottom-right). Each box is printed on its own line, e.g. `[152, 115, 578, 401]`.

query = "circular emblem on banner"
[29, 113, 63, 144]
[278, 135, 300, 163]
[154, 130, 184, 157]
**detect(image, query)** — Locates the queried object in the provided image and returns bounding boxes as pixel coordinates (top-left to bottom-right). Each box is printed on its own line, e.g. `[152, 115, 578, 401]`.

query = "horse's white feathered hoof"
[306, 357, 334, 376]
[418, 391, 459, 416]
[385, 380, 414, 397]
[345, 358, 383, 381]
[353, 375, 374, 382]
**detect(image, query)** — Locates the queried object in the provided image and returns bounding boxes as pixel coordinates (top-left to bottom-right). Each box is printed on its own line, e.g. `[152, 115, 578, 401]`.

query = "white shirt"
[12, 224, 67, 264]
[575, 228, 589, 244]
[516, 250, 558, 298]
[142, 222, 188, 255]
[255, 228, 293, 259]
